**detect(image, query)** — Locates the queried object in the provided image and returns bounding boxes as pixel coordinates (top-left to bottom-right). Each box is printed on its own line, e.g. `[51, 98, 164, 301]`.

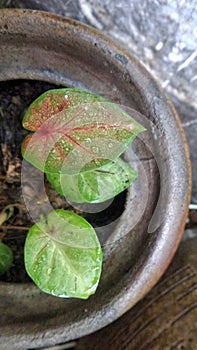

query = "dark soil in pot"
[0, 79, 127, 283]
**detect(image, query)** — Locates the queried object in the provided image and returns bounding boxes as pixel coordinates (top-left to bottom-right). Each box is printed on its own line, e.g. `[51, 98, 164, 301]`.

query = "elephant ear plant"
[1, 89, 145, 299]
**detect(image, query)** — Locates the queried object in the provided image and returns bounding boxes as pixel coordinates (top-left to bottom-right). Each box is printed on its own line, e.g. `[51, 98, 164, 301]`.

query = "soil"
[0, 79, 126, 283]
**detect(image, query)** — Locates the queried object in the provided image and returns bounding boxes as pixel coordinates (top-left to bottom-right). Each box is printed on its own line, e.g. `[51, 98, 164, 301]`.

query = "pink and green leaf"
[22, 89, 145, 174]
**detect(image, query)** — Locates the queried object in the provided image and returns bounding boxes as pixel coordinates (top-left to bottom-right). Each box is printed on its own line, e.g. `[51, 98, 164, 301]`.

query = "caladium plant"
[46, 157, 138, 203]
[1, 88, 145, 299]
[22, 89, 144, 174]
[24, 210, 102, 299]
[0, 242, 13, 276]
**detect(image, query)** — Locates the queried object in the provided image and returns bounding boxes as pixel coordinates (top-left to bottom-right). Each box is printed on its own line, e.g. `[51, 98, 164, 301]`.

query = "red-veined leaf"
[22, 89, 145, 174]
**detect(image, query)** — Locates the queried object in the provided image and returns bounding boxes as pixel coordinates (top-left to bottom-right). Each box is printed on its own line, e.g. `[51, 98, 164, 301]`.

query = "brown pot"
[0, 9, 191, 350]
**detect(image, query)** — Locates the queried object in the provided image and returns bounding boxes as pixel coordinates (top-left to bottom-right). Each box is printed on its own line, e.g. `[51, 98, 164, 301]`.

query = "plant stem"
[0, 225, 30, 231]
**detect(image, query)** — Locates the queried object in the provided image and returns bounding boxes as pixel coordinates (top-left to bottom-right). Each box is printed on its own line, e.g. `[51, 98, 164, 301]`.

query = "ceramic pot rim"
[0, 9, 192, 349]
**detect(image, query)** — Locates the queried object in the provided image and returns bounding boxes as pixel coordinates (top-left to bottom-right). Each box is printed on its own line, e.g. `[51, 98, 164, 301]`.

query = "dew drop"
[127, 123, 135, 131]
[91, 146, 99, 153]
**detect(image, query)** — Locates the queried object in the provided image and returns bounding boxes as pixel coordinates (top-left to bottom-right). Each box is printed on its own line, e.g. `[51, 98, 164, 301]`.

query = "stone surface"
[77, 236, 197, 350]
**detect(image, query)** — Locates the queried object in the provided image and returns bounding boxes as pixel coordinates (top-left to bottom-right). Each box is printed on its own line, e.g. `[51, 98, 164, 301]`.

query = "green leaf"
[22, 88, 145, 174]
[47, 158, 137, 203]
[24, 210, 102, 299]
[46, 171, 84, 203]
[0, 205, 14, 226]
[0, 242, 13, 275]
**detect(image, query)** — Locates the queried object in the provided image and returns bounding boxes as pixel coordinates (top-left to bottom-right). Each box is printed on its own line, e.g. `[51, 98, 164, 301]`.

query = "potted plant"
[1, 86, 145, 299]
[0, 9, 191, 350]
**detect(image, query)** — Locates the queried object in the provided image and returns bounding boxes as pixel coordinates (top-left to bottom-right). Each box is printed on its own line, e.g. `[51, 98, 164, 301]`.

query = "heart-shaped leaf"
[47, 158, 137, 203]
[24, 210, 102, 299]
[0, 242, 13, 275]
[22, 89, 145, 174]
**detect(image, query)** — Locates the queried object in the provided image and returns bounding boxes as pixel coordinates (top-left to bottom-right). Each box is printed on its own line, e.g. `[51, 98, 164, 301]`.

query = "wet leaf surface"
[24, 209, 102, 299]
[47, 157, 137, 203]
[22, 89, 145, 174]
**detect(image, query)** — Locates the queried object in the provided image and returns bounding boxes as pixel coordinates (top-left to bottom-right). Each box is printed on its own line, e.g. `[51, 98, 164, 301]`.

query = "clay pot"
[0, 9, 191, 350]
